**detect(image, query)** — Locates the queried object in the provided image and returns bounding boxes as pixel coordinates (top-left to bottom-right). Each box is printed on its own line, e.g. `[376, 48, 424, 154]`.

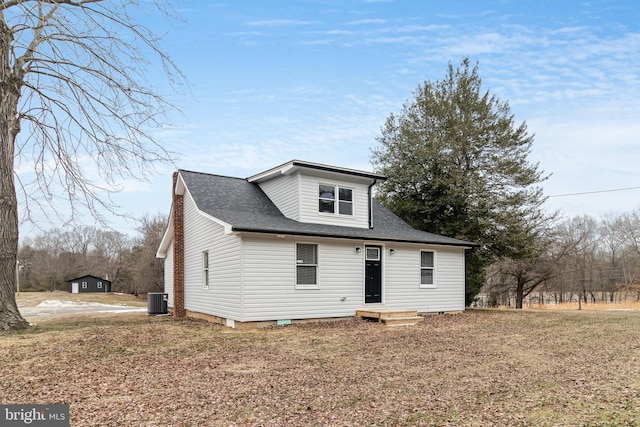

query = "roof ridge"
[179, 169, 246, 181]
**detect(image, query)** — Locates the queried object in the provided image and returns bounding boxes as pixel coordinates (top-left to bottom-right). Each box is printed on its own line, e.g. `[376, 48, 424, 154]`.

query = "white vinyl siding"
[257, 172, 300, 220]
[385, 245, 465, 312]
[299, 174, 370, 228]
[254, 169, 372, 228]
[242, 236, 364, 321]
[240, 239, 464, 322]
[182, 188, 242, 320]
[164, 241, 174, 308]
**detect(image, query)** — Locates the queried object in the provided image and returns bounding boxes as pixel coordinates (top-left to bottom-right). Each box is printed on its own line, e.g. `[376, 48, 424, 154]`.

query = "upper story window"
[318, 184, 353, 216]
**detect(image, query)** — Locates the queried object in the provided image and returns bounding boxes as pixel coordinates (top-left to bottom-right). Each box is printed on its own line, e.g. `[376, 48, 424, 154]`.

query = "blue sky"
[19, 0, 640, 236]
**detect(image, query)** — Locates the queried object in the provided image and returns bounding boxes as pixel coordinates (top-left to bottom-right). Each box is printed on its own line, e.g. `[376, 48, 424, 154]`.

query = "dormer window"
[319, 184, 353, 216]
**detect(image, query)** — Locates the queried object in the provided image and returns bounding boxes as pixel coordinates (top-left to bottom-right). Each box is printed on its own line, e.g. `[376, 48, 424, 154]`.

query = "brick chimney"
[172, 171, 185, 317]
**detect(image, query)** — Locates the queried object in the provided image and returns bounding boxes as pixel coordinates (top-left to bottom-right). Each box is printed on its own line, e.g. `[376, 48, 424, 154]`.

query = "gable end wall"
[182, 187, 243, 320]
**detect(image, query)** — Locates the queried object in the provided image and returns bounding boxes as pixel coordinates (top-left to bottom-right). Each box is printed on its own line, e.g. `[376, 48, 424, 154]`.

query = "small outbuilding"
[68, 275, 112, 293]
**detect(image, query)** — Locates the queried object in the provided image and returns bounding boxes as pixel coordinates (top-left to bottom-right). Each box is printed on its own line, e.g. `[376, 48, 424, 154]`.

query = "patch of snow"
[86, 302, 128, 308]
[36, 300, 130, 309]
[97, 308, 147, 313]
[36, 300, 79, 307]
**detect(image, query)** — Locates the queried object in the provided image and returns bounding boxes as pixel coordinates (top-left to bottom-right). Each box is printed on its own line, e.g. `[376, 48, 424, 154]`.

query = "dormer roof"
[247, 159, 386, 183]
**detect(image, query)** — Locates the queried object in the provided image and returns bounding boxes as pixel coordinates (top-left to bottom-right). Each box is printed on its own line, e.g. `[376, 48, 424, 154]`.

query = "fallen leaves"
[1, 310, 639, 426]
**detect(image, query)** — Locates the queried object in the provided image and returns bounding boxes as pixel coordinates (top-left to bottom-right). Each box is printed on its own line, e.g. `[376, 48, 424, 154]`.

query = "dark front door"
[365, 246, 382, 303]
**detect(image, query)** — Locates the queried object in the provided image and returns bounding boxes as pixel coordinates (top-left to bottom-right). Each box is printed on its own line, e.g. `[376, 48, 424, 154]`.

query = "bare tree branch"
[1, 0, 185, 329]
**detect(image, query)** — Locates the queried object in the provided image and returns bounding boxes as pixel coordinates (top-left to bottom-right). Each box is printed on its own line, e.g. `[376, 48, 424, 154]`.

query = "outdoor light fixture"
[389, 248, 395, 254]
[355, 246, 362, 253]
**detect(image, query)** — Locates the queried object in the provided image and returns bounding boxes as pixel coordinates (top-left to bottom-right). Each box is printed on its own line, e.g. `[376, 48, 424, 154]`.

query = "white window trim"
[202, 251, 209, 289]
[419, 250, 437, 289]
[318, 183, 354, 217]
[366, 247, 380, 261]
[97, 282, 103, 289]
[82, 282, 87, 289]
[295, 243, 320, 289]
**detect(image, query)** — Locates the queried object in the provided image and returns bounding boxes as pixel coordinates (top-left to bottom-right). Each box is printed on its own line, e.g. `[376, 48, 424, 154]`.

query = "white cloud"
[245, 19, 318, 27]
[347, 19, 387, 25]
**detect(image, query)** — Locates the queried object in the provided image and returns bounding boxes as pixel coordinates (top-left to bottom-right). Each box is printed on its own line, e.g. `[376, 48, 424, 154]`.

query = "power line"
[549, 186, 640, 198]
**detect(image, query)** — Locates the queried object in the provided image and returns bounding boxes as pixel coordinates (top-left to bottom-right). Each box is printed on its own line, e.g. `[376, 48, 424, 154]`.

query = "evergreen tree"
[372, 58, 549, 304]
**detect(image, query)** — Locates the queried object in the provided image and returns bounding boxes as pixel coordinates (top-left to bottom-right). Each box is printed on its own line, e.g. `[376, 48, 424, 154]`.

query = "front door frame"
[364, 245, 383, 304]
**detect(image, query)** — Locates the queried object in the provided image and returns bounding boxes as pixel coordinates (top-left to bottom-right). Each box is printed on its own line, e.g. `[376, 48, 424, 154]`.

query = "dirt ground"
[1, 305, 639, 426]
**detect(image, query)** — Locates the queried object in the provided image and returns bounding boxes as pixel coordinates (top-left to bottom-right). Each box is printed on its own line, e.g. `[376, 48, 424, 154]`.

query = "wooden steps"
[356, 308, 423, 326]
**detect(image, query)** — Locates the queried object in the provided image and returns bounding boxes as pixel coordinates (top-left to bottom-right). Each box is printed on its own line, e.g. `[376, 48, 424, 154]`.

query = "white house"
[156, 160, 475, 328]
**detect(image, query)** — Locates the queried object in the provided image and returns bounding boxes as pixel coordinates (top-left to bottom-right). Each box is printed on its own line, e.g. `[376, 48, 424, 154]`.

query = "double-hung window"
[318, 184, 353, 216]
[202, 251, 210, 289]
[82, 282, 87, 289]
[296, 243, 318, 287]
[420, 251, 436, 288]
[97, 282, 103, 289]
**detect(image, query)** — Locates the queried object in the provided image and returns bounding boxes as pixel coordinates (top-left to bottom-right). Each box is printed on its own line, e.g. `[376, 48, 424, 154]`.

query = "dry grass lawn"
[15, 290, 147, 308]
[1, 303, 639, 426]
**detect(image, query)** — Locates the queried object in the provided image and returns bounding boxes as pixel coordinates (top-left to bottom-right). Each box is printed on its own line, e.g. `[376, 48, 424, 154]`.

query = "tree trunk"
[515, 282, 524, 309]
[577, 289, 582, 310]
[0, 17, 28, 330]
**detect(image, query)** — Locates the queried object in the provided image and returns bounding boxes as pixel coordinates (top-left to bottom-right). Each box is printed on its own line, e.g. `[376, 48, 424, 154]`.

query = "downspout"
[368, 179, 377, 229]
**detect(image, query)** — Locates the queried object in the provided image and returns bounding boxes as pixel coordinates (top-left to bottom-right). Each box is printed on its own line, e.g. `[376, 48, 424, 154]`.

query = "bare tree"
[600, 213, 630, 302]
[1, 1, 183, 330]
[18, 230, 67, 291]
[130, 213, 166, 294]
[484, 214, 564, 309]
[19, 225, 132, 291]
[614, 209, 640, 299]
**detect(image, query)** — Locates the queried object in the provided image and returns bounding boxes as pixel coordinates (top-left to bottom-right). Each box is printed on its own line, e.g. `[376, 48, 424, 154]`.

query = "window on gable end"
[202, 251, 210, 289]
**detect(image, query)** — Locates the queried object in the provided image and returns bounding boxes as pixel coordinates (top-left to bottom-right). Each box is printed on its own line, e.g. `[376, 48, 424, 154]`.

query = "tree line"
[16, 215, 166, 295]
[482, 209, 640, 308]
[371, 58, 639, 310]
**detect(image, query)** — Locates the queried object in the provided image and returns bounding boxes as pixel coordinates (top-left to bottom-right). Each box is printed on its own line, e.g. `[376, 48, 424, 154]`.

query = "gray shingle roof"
[180, 170, 475, 247]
